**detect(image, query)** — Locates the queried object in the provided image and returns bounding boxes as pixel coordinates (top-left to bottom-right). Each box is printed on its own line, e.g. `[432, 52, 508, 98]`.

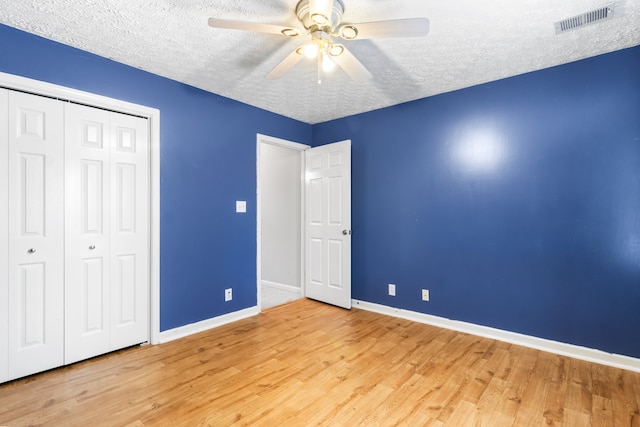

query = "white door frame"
[0, 89, 8, 382]
[0, 71, 161, 345]
[256, 134, 309, 310]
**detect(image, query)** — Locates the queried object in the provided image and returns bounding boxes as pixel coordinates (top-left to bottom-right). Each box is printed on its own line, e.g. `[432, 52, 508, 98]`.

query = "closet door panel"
[7, 91, 64, 379]
[0, 89, 8, 383]
[64, 103, 111, 364]
[110, 113, 149, 349]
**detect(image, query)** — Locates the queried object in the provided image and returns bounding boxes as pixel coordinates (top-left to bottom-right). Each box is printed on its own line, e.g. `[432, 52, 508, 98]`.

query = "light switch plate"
[236, 200, 246, 213]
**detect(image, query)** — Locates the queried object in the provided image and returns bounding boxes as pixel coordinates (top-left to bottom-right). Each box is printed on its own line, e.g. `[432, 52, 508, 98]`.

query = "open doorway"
[257, 135, 309, 309]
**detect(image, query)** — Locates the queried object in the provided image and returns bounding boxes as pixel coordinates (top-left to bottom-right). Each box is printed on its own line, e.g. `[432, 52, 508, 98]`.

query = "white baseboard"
[261, 280, 301, 294]
[158, 306, 260, 344]
[352, 299, 640, 373]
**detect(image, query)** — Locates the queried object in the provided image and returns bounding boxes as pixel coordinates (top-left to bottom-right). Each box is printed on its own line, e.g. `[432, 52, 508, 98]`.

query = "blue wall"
[0, 24, 312, 331]
[2, 23, 639, 358]
[314, 46, 640, 358]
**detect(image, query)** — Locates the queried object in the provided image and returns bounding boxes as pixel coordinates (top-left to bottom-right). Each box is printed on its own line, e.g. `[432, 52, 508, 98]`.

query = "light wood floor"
[1, 299, 640, 426]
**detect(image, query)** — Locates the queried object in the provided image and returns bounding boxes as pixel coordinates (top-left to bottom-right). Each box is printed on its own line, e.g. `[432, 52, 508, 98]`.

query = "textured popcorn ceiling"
[1, 1, 638, 124]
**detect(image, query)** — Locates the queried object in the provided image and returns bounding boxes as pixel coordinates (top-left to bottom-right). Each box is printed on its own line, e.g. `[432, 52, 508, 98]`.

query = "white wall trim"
[258, 134, 310, 151]
[0, 72, 158, 118]
[149, 104, 161, 345]
[0, 71, 162, 346]
[158, 306, 260, 344]
[352, 299, 640, 373]
[256, 134, 309, 312]
[0, 88, 8, 383]
[261, 280, 302, 294]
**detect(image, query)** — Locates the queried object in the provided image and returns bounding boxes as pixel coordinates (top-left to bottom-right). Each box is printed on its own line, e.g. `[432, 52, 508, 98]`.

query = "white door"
[7, 91, 65, 379]
[64, 103, 112, 364]
[109, 111, 149, 350]
[0, 89, 9, 382]
[65, 106, 149, 362]
[305, 140, 351, 309]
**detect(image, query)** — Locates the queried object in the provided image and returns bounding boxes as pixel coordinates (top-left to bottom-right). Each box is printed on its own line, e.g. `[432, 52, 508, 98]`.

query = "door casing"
[256, 134, 309, 309]
[257, 134, 352, 310]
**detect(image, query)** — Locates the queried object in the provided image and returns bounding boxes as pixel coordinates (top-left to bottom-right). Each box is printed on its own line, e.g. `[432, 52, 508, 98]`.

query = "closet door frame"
[0, 89, 8, 382]
[0, 71, 161, 345]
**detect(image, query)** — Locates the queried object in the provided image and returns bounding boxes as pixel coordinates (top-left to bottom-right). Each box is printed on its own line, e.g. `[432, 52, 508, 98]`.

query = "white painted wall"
[259, 143, 302, 289]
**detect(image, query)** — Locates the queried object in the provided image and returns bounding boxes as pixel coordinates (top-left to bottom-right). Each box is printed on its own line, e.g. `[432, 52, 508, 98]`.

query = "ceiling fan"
[208, 0, 429, 83]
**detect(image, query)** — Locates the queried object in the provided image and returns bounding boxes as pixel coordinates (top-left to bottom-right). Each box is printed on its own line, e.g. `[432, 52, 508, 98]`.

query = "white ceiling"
[1, 1, 638, 124]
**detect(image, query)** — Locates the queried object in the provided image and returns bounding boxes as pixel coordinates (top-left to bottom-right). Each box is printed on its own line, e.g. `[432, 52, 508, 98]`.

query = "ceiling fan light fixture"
[296, 0, 345, 29]
[297, 43, 319, 59]
[329, 44, 344, 57]
[281, 28, 301, 37]
[209, 0, 427, 83]
[322, 52, 336, 72]
[339, 25, 358, 40]
[311, 13, 330, 26]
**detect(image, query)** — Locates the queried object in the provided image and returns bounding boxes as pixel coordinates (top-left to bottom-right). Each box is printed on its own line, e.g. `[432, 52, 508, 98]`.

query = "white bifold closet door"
[6, 90, 65, 379]
[107, 111, 149, 352]
[1, 89, 149, 381]
[64, 103, 149, 365]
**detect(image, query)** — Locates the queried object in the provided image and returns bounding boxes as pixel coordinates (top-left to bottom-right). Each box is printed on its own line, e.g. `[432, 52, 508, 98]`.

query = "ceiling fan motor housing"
[296, 0, 346, 30]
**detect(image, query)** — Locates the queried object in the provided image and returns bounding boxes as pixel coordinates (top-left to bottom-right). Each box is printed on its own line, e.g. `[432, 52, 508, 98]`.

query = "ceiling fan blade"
[208, 18, 301, 37]
[338, 18, 429, 40]
[308, 0, 335, 25]
[266, 49, 305, 80]
[330, 46, 372, 82]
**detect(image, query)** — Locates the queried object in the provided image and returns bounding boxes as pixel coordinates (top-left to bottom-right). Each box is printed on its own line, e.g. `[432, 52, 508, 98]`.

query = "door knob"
[28, 248, 36, 254]
[342, 230, 352, 236]
[89, 245, 96, 250]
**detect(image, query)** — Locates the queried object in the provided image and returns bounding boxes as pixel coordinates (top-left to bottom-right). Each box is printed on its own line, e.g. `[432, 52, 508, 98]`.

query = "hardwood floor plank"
[592, 394, 615, 427]
[565, 358, 594, 416]
[543, 364, 569, 425]
[1, 298, 640, 426]
[474, 347, 511, 411]
[335, 382, 396, 425]
[609, 367, 640, 426]
[563, 407, 593, 426]
[444, 399, 491, 427]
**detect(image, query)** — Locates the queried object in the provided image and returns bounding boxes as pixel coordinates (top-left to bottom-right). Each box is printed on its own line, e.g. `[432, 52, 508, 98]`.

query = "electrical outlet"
[388, 283, 396, 296]
[422, 289, 429, 301]
[225, 288, 232, 302]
